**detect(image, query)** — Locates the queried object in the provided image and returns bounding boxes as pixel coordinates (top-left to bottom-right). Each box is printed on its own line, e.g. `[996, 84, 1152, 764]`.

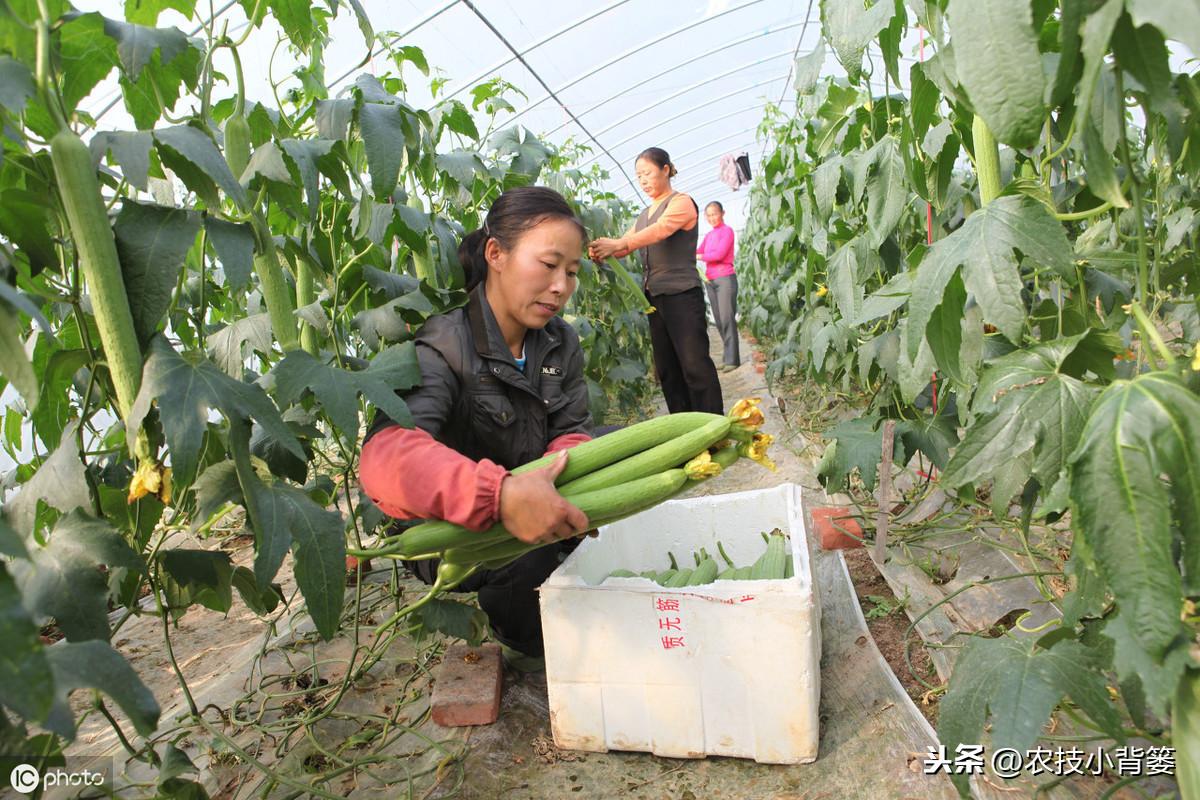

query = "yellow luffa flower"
[683, 450, 723, 480]
[728, 396, 765, 431]
[128, 460, 172, 504]
[739, 432, 777, 472]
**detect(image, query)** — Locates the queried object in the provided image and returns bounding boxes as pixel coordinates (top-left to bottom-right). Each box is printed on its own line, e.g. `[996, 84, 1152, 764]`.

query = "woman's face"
[635, 157, 671, 198]
[705, 205, 723, 227]
[486, 217, 583, 331]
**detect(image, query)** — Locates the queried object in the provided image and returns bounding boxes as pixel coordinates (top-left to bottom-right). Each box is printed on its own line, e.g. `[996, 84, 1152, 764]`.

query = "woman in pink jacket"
[696, 201, 739, 370]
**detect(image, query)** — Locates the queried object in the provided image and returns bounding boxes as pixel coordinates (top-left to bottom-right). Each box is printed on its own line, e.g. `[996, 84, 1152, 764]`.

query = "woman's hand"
[588, 237, 623, 261]
[498, 451, 590, 545]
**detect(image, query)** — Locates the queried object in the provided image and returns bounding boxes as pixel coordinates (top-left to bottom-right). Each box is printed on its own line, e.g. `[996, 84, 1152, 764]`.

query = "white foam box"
[539, 483, 821, 764]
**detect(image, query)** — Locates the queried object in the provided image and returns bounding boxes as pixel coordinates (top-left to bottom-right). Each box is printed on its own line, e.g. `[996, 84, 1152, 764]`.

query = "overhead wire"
[459, 0, 639, 194]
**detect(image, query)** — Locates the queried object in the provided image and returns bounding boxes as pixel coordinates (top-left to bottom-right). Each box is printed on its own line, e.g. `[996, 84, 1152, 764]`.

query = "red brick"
[431, 643, 503, 726]
[812, 507, 864, 550]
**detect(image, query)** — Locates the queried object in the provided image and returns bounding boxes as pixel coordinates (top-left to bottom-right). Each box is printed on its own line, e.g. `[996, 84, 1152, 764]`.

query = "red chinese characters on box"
[654, 597, 687, 649]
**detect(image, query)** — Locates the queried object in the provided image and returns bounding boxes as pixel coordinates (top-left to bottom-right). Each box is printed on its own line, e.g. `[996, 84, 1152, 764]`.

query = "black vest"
[365, 284, 591, 470]
[636, 192, 701, 296]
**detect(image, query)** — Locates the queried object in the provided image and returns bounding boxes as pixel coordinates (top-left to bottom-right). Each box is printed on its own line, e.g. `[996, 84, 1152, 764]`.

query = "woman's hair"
[636, 147, 678, 178]
[705, 201, 724, 213]
[457, 186, 586, 291]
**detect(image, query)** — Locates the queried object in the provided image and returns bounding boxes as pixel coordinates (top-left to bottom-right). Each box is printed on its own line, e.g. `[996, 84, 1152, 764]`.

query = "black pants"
[647, 287, 724, 414]
[403, 540, 574, 657]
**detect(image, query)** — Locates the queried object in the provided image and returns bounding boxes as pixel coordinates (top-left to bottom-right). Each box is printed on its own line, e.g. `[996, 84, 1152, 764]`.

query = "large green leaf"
[0, 188, 57, 272]
[812, 155, 841, 223]
[1126, 0, 1200, 58]
[3, 421, 91, 538]
[123, 0, 197, 25]
[938, 635, 1123, 795]
[0, 567, 53, 721]
[99, 14, 190, 79]
[1075, 0, 1123, 128]
[865, 136, 907, 248]
[410, 599, 487, 647]
[793, 40, 826, 96]
[947, 0, 1044, 149]
[160, 549, 234, 615]
[436, 150, 487, 187]
[0, 55, 35, 112]
[11, 510, 145, 642]
[826, 239, 862, 322]
[113, 201, 201, 345]
[897, 317, 936, 404]
[0, 517, 27, 560]
[1069, 372, 1200, 660]
[853, 271, 912, 325]
[358, 102, 406, 199]
[820, 0, 896, 83]
[278, 139, 337, 220]
[127, 336, 304, 488]
[489, 126, 551, 183]
[57, 13, 119, 111]
[818, 415, 892, 492]
[206, 313, 271, 378]
[189, 461, 241, 531]
[908, 195, 1073, 357]
[118, 40, 203, 129]
[44, 640, 160, 739]
[154, 125, 247, 207]
[926, 269, 966, 384]
[202, 217, 254, 291]
[157, 548, 281, 619]
[315, 98, 354, 141]
[240, 477, 344, 640]
[260, 0, 316, 50]
[895, 415, 958, 470]
[1104, 608, 1190, 717]
[89, 130, 154, 192]
[1051, 0, 1085, 107]
[273, 343, 421, 435]
[944, 335, 1098, 491]
[1111, 13, 1174, 115]
[1081, 68, 1129, 209]
[0, 299, 37, 413]
[909, 62, 939, 143]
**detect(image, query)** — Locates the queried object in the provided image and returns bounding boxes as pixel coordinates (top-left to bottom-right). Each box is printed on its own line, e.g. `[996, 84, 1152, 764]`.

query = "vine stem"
[151, 577, 200, 718]
[34, 0, 68, 132]
[1114, 67, 1149, 307]
[192, 714, 346, 800]
[95, 698, 140, 757]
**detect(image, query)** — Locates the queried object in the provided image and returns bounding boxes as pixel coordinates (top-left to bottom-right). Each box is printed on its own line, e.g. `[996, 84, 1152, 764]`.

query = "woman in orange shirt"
[588, 147, 723, 414]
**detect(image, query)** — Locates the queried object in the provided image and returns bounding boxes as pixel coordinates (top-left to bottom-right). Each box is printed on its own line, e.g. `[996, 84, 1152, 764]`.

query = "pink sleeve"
[718, 227, 735, 262]
[696, 230, 709, 256]
[359, 425, 509, 531]
[701, 226, 734, 263]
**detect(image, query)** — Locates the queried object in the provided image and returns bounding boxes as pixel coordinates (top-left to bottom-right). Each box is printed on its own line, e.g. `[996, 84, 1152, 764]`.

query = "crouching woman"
[359, 186, 593, 667]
